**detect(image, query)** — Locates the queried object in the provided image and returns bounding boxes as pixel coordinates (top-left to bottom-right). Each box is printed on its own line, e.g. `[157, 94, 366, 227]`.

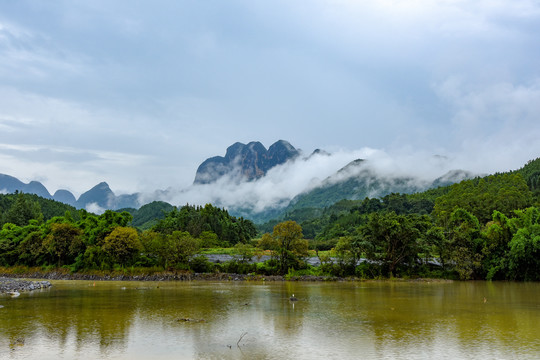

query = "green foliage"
[433, 173, 532, 225]
[234, 243, 255, 263]
[516, 157, 540, 192]
[80, 210, 133, 246]
[446, 208, 483, 280]
[119, 201, 174, 229]
[334, 232, 373, 276]
[270, 220, 309, 274]
[480, 211, 513, 280]
[361, 212, 429, 277]
[17, 230, 46, 266]
[0, 193, 79, 227]
[190, 255, 215, 273]
[1, 192, 42, 226]
[160, 231, 200, 268]
[153, 204, 256, 245]
[43, 222, 84, 266]
[199, 231, 223, 248]
[506, 207, 540, 280]
[101, 227, 142, 267]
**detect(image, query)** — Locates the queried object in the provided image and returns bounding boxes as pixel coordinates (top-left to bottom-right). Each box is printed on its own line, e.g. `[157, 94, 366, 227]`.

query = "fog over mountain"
[138, 142, 480, 218]
[3, 138, 534, 221]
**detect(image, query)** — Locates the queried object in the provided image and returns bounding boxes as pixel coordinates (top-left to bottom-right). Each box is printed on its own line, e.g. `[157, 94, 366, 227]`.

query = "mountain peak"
[194, 140, 299, 184]
[94, 182, 111, 189]
[76, 181, 114, 209]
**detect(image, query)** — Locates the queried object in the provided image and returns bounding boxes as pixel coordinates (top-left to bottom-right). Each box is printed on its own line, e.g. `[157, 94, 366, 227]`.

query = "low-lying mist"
[137, 146, 500, 215]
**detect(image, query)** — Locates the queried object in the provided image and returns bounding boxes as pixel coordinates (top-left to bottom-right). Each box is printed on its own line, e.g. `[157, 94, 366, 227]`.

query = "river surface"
[0, 280, 539, 359]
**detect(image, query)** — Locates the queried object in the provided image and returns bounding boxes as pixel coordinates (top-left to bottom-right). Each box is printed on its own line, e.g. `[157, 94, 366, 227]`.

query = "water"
[1, 280, 539, 359]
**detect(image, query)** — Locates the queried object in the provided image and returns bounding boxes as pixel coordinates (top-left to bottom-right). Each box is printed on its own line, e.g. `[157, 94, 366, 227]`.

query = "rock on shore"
[0, 277, 52, 294]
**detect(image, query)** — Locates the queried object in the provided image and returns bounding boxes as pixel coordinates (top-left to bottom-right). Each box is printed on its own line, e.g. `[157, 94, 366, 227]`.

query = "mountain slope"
[283, 159, 431, 214]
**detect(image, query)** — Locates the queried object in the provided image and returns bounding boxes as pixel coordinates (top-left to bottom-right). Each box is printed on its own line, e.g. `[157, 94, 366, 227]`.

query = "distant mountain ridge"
[0, 174, 53, 199]
[1, 140, 500, 220]
[194, 140, 300, 184]
[0, 176, 141, 211]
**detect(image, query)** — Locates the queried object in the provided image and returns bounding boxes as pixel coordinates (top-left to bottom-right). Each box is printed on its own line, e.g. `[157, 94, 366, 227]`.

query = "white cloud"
[85, 202, 106, 215]
[434, 77, 540, 173]
[141, 146, 470, 214]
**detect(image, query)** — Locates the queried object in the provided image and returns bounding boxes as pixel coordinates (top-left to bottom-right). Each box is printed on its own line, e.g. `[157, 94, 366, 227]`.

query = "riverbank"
[0, 277, 52, 294]
[0, 267, 452, 283]
[0, 269, 336, 282]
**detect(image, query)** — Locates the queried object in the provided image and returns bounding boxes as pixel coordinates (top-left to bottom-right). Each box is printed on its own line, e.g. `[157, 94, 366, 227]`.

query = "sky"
[1, 0, 540, 201]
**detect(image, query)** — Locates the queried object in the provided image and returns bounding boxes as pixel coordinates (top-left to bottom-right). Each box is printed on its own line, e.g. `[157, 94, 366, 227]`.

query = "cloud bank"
[140, 142, 527, 215]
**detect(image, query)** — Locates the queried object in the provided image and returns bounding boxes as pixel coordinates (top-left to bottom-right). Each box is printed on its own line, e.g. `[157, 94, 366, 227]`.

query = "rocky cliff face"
[194, 140, 300, 184]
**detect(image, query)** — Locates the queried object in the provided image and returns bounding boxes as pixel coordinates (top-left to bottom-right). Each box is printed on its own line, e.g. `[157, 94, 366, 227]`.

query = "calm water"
[1, 280, 539, 359]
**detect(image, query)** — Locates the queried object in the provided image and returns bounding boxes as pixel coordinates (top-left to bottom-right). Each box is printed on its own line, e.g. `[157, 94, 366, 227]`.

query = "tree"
[361, 212, 425, 277]
[272, 221, 308, 274]
[446, 208, 482, 280]
[139, 230, 164, 266]
[234, 243, 255, 264]
[480, 211, 514, 280]
[0, 223, 25, 266]
[506, 207, 540, 280]
[257, 232, 276, 250]
[17, 230, 46, 266]
[160, 231, 200, 268]
[199, 231, 221, 248]
[101, 227, 142, 266]
[426, 226, 450, 271]
[334, 231, 373, 275]
[152, 204, 256, 245]
[43, 222, 84, 266]
[81, 210, 133, 246]
[2, 192, 42, 227]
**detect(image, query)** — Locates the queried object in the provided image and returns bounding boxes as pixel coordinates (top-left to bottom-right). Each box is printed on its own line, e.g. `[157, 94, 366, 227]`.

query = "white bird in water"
[8, 291, 20, 297]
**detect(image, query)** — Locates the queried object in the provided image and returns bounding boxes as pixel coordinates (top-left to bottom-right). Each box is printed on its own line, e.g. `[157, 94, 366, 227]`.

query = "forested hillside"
[0, 198, 257, 271]
[0, 192, 79, 226]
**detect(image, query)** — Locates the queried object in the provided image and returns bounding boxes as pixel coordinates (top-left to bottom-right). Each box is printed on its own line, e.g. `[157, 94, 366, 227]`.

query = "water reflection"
[1, 280, 539, 359]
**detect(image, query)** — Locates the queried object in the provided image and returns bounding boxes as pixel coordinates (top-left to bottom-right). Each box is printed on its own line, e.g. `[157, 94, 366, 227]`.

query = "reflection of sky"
[0, 281, 539, 359]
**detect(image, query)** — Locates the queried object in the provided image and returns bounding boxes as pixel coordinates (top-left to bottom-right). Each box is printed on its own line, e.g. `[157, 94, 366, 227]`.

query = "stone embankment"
[0, 277, 52, 294]
[1, 271, 338, 282]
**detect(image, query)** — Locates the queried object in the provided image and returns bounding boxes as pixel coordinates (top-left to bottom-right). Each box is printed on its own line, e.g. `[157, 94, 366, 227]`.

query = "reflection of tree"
[1, 282, 538, 358]
[0, 283, 136, 357]
[42, 285, 136, 353]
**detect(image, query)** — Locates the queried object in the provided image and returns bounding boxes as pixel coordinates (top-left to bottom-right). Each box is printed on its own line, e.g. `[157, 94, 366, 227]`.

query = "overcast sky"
[1, 0, 539, 198]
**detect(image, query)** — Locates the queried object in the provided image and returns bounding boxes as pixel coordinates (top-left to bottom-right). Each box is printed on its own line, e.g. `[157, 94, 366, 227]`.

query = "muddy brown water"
[1, 280, 539, 359]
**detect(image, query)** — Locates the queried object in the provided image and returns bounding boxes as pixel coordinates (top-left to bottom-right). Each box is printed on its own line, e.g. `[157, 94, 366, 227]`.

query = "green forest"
[1, 158, 539, 280]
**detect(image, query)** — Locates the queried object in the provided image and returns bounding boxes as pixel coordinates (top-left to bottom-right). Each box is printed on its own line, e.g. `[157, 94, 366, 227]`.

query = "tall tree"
[506, 207, 540, 280]
[101, 227, 142, 266]
[272, 221, 308, 274]
[43, 222, 84, 266]
[1, 192, 42, 227]
[361, 212, 428, 277]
